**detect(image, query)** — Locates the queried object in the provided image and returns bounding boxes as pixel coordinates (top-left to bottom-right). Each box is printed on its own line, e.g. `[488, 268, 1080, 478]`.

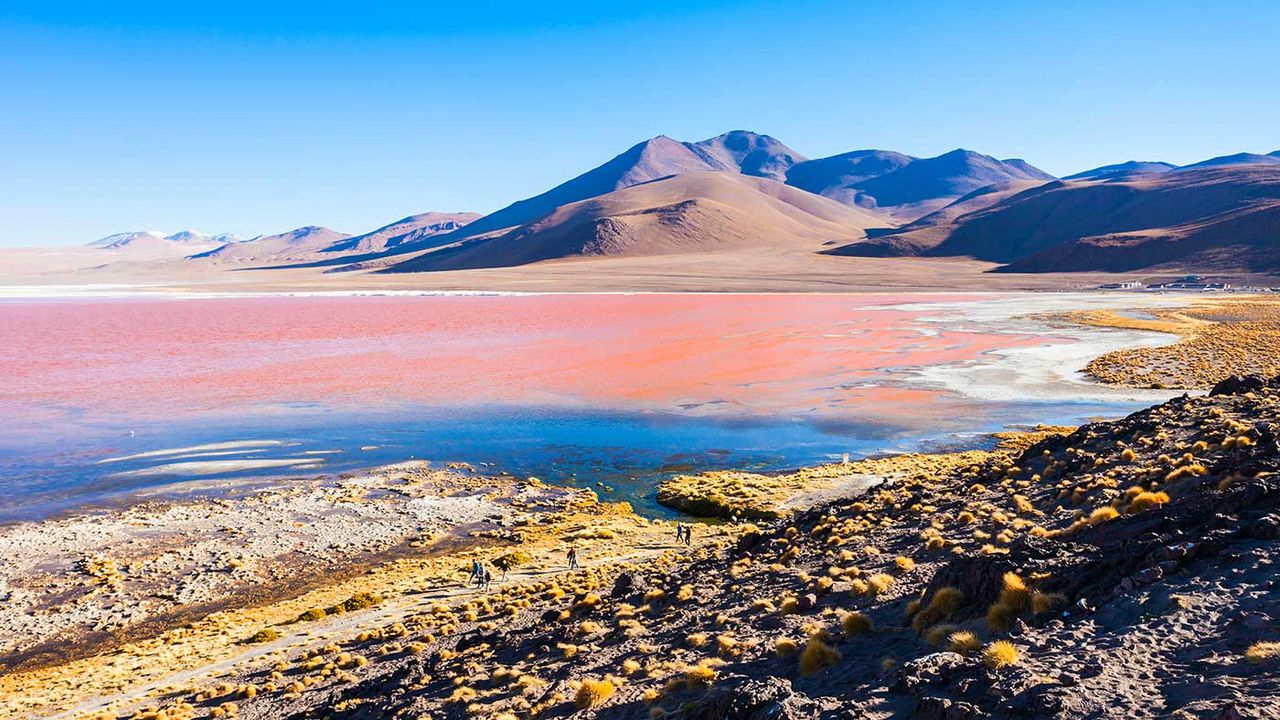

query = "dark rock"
[915, 696, 985, 720]
[1209, 375, 1275, 397]
[1237, 611, 1272, 632]
[1249, 513, 1280, 539]
[610, 572, 635, 598]
[1134, 566, 1164, 584]
[1216, 706, 1244, 720]
[797, 592, 818, 611]
[1008, 682, 1065, 715]
[1078, 657, 1105, 678]
[682, 675, 817, 720]
[895, 652, 969, 694]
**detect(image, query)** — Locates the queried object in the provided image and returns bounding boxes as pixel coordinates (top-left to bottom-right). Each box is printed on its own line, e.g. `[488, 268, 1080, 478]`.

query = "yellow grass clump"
[1245, 641, 1280, 663]
[1032, 591, 1067, 616]
[1126, 490, 1171, 513]
[912, 587, 963, 632]
[841, 611, 872, 636]
[947, 630, 981, 653]
[575, 678, 616, 709]
[685, 662, 719, 686]
[1088, 506, 1119, 525]
[798, 638, 841, 674]
[983, 640, 1019, 669]
[998, 572, 1030, 612]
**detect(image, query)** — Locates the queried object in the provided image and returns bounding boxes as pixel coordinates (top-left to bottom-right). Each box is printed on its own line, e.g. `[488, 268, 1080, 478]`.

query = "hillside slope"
[385, 172, 889, 272]
[138, 373, 1280, 719]
[191, 226, 352, 262]
[825, 181, 1046, 258]
[320, 212, 480, 254]
[922, 166, 1280, 272]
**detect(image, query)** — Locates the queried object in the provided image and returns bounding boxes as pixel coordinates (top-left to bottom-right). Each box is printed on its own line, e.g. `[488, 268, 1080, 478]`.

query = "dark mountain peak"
[689, 130, 807, 181]
[784, 149, 916, 207]
[1181, 152, 1280, 170]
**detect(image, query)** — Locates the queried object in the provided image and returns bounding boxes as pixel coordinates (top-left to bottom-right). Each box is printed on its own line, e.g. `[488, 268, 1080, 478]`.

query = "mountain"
[848, 149, 1055, 218]
[1064, 161, 1177, 180]
[383, 172, 888, 273]
[826, 180, 1048, 258]
[449, 132, 803, 241]
[446, 136, 721, 240]
[88, 230, 234, 255]
[1179, 153, 1280, 170]
[320, 212, 480, 254]
[899, 165, 1280, 272]
[191, 226, 351, 261]
[784, 150, 915, 207]
[687, 130, 807, 182]
[164, 230, 242, 245]
[784, 148, 1054, 220]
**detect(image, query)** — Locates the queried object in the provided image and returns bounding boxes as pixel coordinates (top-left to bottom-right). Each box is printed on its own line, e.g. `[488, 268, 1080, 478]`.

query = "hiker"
[469, 559, 483, 586]
[684, 524, 693, 546]
[481, 566, 493, 592]
[675, 522, 685, 545]
[567, 546, 579, 570]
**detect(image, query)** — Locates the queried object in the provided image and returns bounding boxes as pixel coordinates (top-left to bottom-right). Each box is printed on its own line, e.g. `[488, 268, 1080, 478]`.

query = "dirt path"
[45, 537, 686, 719]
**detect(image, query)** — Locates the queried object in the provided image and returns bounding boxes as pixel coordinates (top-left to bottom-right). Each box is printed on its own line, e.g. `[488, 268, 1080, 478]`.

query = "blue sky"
[2, 0, 1277, 246]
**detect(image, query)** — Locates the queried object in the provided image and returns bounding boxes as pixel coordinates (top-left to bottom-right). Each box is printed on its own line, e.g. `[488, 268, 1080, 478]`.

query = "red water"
[0, 293, 1057, 428]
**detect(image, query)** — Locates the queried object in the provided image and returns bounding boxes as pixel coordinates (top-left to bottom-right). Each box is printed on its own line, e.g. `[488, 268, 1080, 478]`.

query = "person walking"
[469, 559, 483, 586]
[675, 522, 685, 546]
[567, 546, 579, 570]
[684, 524, 693, 546]
[481, 566, 493, 592]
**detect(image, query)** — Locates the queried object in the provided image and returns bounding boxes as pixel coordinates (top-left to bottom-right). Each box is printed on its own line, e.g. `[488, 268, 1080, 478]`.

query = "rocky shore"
[13, 375, 1279, 719]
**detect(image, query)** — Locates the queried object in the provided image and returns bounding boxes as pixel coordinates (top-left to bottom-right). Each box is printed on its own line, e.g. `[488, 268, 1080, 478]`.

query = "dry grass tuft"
[1245, 641, 1280, 663]
[798, 638, 841, 674]
[947, 630, 981, 653]
[982, 640, 1019, 669]
[841, 611, 873, 637]
[912, 586, 963, 632]
[575, 678, 616, 709]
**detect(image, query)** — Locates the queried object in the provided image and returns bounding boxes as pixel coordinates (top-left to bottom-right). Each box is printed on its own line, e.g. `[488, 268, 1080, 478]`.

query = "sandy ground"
[2, 246, 1273, 296]
[0, 460, 696, 718]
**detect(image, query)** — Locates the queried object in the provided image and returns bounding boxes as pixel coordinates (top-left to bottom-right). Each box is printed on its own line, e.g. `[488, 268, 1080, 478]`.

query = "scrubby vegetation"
[1073, 299, 1280, 389]
[90, 374, 1280, 719]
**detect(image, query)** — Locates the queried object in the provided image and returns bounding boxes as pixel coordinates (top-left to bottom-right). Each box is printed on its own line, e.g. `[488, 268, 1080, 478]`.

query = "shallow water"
[0, 292, 1178, 521]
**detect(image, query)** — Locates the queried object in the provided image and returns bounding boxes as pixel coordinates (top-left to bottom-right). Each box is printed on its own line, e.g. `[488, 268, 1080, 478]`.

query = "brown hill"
[785, 148, 1054, 220]
[320, 212, 479, 254]
[825, 180, 1047, 258]
[383, 172, 889, 272]
[190, 226, 351, 262]
[920, 166, 1280, 273]
[688, 130, 807, 182]
[824, 166, 1280, 273]
[448, 132, 807, 241]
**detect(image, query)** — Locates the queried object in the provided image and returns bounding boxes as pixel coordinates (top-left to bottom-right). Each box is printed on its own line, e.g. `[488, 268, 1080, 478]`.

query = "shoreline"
[5, 292, 1279, 716]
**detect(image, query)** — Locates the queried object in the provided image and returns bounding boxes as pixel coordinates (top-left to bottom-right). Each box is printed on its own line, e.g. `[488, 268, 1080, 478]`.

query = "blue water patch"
[0, 398, 1148, 524]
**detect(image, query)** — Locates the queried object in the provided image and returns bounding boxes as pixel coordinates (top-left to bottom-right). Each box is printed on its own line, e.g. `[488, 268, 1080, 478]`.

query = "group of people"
[466, 522, 697, 592]
[468, 559, 494, 591]
[674, 522, 694, 546]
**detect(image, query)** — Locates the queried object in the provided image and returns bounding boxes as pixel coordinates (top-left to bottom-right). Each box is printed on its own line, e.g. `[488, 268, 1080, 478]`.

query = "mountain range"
[81, 132, 1280, 277]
